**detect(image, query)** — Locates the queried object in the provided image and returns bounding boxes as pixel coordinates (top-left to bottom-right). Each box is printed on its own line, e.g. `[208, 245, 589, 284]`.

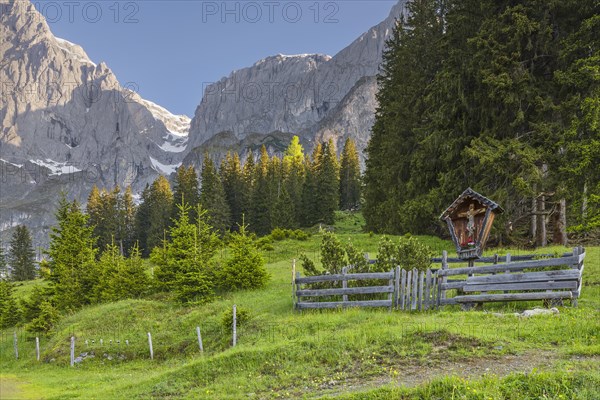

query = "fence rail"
[293, 247, 585, 311]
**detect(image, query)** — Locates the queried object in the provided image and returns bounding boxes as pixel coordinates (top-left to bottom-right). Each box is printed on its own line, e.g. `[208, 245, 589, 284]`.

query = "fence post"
[425, 269, 432, 310]
[411, 269, 418, 310]
[196, 326, 203, 353]
[572, 247, 580, 307]
[418, 270, 425, 311]
[400, 269, 407, 310]
[342, 267, 348, 304]
[147, 332, 154, 360]
[36, 336, 40, 361]
[394, 266, 401, 310]
[13, 331, 18, 360]
[438, 250, 448, 306]
[70, 336, 75, 367]
[232, 304, 237, 347]
[292, 259, 296, 310]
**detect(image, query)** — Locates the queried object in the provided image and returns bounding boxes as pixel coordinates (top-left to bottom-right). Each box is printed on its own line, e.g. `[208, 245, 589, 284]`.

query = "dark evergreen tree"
[249, 146, 272, 235]
[134, 184, 152, 257]
[283, 136, 306, 226]
[200, 154, 231, 235]
[0, 280, 21, 328]
[9, 225, 36, 281]
[300, 154, 319, 227]
[315, 140, 340, 225]
[47, 196, 98, 311]
[339, 138, 361, 210]
[221, 152, 245, 230]
[172, 165, 201, 222]
[0, 240, 8, 279]
[146, 176, 174, 253]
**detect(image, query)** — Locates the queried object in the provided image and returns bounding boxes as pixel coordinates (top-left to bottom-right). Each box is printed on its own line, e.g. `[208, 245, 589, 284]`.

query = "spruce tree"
[217, 223, 269, 290]
[315, 140, 340, 225]
[146, 176, 174, 253]
[152, 202, 217, 303]
[300, 154, 319, 227]
[241, 150, 256, 221]
[172, 165, 201, 222]
[0, 240, 8, 279]
[0, 280, 21, 328]
[249, 146, 272, 235]
[47, 196, 98, 311]
[134, 184, 152, 256]
[283, 136, 306, 226]
[221, 152, 245, 230]
[200, 154, 231, 235]
[9, 225, 36, 281]
[339, 138, 361, 210]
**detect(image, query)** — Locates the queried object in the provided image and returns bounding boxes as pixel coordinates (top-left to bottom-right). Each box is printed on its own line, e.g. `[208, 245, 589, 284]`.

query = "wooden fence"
[293, 246, 585, 311]
[436, 247, 585, 308]
[294, 266, 438, 311]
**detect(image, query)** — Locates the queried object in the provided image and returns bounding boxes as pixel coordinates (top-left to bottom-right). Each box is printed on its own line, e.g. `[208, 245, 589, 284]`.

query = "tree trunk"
[531, 196, 537, 243]
[553, 198, 568, 246]
[536, 195, 547, 247]
[582, 181, 588, 228]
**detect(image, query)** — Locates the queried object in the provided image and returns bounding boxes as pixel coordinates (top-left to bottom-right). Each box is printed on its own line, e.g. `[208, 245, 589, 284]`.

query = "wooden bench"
[437, 247, 585, 309]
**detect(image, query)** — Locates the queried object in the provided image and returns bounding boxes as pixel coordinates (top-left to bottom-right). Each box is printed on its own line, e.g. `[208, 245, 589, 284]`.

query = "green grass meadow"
[1, 212, 598, 399]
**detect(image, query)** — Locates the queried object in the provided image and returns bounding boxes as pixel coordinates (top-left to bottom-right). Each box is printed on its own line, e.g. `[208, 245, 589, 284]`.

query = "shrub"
[376, 235, 433, 272]
[299, 253, 322, 276]
[320, 231, 346, 274]
[270, 228, 287, 241]
[25, 301, 60, 334]
[221, 306, 251, 333]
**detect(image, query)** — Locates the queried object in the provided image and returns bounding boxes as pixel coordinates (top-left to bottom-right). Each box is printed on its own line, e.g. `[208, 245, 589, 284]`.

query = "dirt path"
[316, 352, 599, 398]
[0, 375, 26, 400]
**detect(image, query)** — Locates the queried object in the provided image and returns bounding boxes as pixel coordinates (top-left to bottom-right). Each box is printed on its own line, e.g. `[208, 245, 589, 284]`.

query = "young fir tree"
[339, 138, 361, 210]
[200, 154, 231, 235]
[217, 222, 269, 290]
[25, 300, 60, 334]
[172, 165, 201, 222]
[152, 202, 217, 303]
[9, 225, 36, 281]
[20, 285, 52, 323]
[96, 242, 149, 302]
[47, 196, 98, 311]
[0, 280, 21, 328]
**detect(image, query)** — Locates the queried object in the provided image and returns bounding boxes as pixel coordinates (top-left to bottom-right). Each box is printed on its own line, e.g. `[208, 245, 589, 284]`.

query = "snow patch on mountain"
[30, 159, 82, 175]
[149, 156, 181, 175]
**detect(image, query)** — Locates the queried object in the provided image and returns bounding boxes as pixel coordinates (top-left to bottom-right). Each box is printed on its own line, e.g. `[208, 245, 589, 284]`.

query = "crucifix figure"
[458, 203, 486, 241]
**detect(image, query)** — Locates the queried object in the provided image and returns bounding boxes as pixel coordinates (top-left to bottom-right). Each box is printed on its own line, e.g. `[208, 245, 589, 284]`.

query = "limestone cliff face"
[0, 0, 189, 244]
[186, 1, 406, 160]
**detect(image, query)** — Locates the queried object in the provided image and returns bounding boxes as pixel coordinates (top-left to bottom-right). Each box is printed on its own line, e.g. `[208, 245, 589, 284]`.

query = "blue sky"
[36, 1, 397, 117]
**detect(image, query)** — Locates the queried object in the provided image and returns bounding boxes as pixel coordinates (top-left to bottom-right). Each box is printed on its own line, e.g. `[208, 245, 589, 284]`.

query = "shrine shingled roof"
[440, 188, 504, 220]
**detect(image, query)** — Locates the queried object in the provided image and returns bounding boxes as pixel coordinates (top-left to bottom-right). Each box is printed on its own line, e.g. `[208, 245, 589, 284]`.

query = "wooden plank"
[400, 269, 407, 310]
[388, 272, 394, 312]
[418, 271, 425, 311]
[463, 281, 578, 292]
[411, 269, 418, 310]
[405, 269, 412, 310]
[431, 273, 437, 309]
[342, 267, 348, 303]
[437, 256, 578, 276]
[394, 266, 401, 309]
[440, 251, 448, 302]
[466, 269, 580, 284]
[295, 272, 301, 310]
[441, 281, 467, 290]
[295, 272, 394, 284]
[296, 286, 395, 297]
[425, 269, 432, 310]
[430, 253, 573, 264]
[296, 300, 392, 309]
[452, 291, 573, 303]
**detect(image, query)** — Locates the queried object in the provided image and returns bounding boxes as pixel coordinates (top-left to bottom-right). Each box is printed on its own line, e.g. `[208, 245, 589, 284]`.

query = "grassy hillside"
[1, 212, 598, 399]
